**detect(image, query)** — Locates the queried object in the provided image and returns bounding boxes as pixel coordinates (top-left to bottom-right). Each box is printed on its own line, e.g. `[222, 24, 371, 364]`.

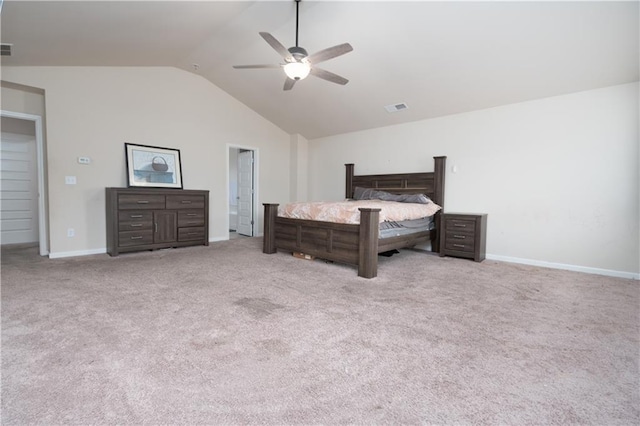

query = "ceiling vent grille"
[384, 102, 408, 113]
[1, 44, 12, 56]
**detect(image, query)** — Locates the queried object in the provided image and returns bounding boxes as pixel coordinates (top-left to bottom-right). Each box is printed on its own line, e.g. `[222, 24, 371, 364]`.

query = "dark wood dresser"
[439, 213, 487, 262]
[106, 187, 209, 256]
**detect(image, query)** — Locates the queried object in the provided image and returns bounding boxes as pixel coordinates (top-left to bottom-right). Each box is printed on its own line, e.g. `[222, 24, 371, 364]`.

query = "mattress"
[378, 217, 435, 239]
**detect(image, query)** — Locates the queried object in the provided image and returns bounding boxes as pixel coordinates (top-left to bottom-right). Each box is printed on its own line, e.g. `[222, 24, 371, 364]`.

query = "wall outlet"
[78, 157, 91, 164]
[65, 176, 77, 185]
[67, 228, 75, 237]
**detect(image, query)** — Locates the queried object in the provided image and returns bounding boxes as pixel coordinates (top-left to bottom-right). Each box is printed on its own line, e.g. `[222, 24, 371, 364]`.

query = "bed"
[263, 156, 446, 278]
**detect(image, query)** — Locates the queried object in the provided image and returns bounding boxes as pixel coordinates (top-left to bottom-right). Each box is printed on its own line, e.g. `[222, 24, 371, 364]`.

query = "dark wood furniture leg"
[263, 203, 278, 254]
[358, 208, 381, 278]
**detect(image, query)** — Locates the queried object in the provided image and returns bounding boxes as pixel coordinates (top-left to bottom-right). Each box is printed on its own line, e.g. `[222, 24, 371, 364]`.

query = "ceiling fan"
[233, 0, 353, 91]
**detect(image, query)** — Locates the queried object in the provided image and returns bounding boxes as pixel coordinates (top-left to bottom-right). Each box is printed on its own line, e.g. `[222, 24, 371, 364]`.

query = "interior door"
[237, 150, 254, 236]
[0, 133, 39, 245]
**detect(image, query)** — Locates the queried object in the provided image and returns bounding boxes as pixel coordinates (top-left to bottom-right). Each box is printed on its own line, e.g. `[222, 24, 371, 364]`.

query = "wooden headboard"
[345, 156, 446, 208]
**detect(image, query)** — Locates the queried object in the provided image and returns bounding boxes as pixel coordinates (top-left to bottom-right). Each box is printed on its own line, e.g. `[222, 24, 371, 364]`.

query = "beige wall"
[2, 66, 291, 256]
[1, 81, 46, 116]
[308, 83, 640, 277]
[289, 133, 309, 202]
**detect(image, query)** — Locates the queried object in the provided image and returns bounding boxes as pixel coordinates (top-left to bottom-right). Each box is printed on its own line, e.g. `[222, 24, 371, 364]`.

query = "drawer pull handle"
[453, 244, 465, 248]
[188, 232, 200, 235]
[137, 200, 149, 204]
[188, 221, 200, 225]
[130, 215, 143, 218]
[130, 236, 143, 240]
[187, 213, 198, 216]
[453, 224, 467, 228]
[453, 235, 466, 239]
[130, 224, 143, 228]
[155, 223, 158, 233]
[181, 200, 192, 204]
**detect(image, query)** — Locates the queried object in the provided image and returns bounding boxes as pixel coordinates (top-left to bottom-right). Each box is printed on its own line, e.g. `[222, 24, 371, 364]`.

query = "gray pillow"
[353, 187, 432, 204]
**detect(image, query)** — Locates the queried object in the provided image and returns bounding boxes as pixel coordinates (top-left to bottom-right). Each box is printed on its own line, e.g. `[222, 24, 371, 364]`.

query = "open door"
[0, 111, 48, 256]
[236, 150, 254, 236]
[0, 132, 39, 245]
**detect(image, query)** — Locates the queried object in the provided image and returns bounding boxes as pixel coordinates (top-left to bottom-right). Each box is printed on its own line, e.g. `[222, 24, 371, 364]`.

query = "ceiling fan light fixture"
[284, 61, 311, 80]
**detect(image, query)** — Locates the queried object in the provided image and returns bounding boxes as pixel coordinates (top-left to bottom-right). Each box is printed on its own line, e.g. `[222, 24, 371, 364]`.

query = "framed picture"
[125, 143, 183, 189]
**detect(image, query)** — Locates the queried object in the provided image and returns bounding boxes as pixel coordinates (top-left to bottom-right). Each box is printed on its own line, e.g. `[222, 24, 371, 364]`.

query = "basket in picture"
[151, 156, 169, 172]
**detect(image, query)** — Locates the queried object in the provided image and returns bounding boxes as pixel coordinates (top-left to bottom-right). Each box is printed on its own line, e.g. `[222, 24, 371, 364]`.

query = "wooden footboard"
[263, 204, 381, 278]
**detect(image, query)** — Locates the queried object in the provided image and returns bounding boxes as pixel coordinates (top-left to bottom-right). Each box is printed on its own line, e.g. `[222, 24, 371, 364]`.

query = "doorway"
[0, 111, 48, 255]
[228, 146, 257, 238]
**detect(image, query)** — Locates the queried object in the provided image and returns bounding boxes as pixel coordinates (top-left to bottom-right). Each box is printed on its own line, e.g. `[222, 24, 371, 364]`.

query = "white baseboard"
[210, 234, 263, 243]
[49, 248, 106, 259]
[486, 254, 640, 280]
[209, 237, 228, 243]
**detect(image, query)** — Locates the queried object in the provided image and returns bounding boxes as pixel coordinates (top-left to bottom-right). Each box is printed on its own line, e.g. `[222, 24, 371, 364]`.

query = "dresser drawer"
[167, 194, 205, 210]
[178, 226, 205, 242]
[118, 194, 165, 210]
[178, 210, 205, 227]
[119, 230, 154, 247]
[119, 220, 153, 232]
[118, 211, 153, 222]
[118, 211, 153, 232]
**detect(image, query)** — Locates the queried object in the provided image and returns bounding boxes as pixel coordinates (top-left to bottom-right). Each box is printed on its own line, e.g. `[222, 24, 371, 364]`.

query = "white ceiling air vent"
[1, 44, 12, 56]
[384, 102, 408, 113]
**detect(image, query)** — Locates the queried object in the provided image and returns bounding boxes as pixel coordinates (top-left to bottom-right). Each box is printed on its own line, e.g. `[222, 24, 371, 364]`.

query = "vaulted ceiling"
[2, 1, 638, 140]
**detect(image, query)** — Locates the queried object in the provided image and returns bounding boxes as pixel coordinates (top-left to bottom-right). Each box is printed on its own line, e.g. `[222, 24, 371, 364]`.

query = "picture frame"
[125, 143, 183, 189]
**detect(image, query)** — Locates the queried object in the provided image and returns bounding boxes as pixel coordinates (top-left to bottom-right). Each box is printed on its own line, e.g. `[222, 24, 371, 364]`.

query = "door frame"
[1, 109, 48, 256]
[226, 144, 258, 239]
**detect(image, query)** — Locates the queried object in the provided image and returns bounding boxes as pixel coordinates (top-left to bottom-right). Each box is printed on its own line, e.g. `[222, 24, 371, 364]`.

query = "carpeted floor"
[1, 238, 638, 425]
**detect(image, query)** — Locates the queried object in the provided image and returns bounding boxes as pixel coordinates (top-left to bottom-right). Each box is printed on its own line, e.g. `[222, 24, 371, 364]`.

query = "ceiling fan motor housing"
[288, 46, 309, 61]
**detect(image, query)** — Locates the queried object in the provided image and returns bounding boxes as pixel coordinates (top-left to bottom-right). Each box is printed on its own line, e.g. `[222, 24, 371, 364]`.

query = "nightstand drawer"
[445, 232, 475, 245]
[445, 240, 475, 253]
[445, 218, 476, 232]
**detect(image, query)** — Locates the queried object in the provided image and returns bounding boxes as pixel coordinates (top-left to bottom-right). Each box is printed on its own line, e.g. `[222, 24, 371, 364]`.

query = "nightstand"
[439, 213, 487, 262]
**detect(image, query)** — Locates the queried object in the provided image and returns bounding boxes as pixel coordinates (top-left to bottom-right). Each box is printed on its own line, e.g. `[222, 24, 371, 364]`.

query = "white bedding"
[277, 200, 441, 224]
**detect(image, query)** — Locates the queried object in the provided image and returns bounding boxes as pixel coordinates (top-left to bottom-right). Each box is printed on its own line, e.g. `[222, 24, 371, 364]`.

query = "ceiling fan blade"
[259, 32, 292, 60]
[233, 64, 281, 69]
[310, 67, 349, 85]
[283, 78, 296, 91]
[307, 43, 353, 64]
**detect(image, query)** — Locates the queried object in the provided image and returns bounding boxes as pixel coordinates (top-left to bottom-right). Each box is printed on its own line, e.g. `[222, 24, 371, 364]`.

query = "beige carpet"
[2, 238, 638, 425]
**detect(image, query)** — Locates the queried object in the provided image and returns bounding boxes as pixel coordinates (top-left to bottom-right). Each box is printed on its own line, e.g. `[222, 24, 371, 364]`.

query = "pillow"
[353, 186, 432, 204]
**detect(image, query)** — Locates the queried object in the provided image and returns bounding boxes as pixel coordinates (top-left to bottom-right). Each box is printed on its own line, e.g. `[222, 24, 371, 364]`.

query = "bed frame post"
[345, 163, 354, 199]
[358, 207, 380, 278]
[263, 203, 279, 254]
[432, 156, 447, 253]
